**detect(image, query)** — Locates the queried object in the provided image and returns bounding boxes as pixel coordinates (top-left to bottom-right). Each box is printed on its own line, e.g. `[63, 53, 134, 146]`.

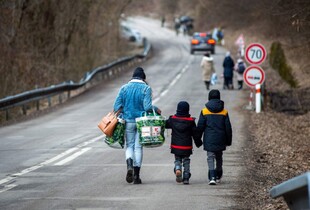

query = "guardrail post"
[59, 94, 62, 104]
[270, 172, 310, 210]
[6, 110, 9, 121]
[48, 97, 52, 107]
[67, 91, 71, 99]
[22, 105, 27, 115]
[36, 100, 40, 111]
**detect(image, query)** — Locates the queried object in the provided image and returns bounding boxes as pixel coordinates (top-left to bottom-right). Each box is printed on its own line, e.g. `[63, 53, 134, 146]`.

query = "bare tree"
[0, 0, 134, 98]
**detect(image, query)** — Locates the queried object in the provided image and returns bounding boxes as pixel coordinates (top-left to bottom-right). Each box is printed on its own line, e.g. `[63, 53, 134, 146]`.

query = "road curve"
[0, 17, 248, 210]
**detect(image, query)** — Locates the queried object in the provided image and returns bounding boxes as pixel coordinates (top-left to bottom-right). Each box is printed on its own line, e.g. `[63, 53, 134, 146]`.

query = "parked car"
[190, 32, 216, 55]
[120, 23, 143, 46]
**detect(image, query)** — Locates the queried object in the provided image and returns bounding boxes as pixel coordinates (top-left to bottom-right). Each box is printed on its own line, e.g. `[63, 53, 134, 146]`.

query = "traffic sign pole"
[255, 84, 261, 113]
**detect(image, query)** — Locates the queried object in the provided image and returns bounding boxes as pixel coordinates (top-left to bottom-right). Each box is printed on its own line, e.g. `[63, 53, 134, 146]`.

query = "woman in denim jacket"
[114, 67, 158, 184]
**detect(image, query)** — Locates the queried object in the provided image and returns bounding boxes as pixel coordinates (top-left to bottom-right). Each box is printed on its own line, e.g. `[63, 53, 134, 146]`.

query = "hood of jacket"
[170, 115, 194, 133]
[202, 56, 213, 62]
[205, 99, 224, 113]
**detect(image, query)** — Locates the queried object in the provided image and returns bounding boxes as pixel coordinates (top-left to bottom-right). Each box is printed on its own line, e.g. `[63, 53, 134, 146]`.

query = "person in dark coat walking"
[196, 90, 232, 185]
[223, 52, 235, 89]
[165, 101, 202, 184]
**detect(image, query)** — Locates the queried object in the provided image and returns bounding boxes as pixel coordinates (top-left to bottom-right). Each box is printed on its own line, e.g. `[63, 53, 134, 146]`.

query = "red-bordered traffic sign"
[243, 66, 265, 87]
[245, 43, 267, 65]
[235, 34, 245, 46]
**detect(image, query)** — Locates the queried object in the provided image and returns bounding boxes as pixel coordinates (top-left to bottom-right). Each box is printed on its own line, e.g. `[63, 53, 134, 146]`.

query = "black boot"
[238, 81, 243, 90]
[183, 172, 191, 185]
[133, 166, 142, 184]
[204, 81, 210, 90]
[126, 158, 133, 183]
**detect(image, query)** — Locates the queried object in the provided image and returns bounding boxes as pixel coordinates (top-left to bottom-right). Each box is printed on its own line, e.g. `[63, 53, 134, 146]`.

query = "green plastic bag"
[136, 109, 166, 148]
[104, 118, 125, 149]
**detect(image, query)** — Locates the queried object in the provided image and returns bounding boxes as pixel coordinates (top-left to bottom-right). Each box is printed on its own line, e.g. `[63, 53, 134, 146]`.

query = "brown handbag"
[98, 110, 121, 137]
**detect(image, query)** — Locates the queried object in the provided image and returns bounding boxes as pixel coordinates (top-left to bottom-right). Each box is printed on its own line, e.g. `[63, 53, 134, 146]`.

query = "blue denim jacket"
[113, 79, 153, 122]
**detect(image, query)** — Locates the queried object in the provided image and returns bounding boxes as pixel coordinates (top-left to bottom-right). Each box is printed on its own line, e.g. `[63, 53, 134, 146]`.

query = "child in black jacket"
[165, 101, 202, 184]
[197, 89, 232, 185]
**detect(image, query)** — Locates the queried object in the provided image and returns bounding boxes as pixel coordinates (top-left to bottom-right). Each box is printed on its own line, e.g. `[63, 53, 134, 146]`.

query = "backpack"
[237, 62, 246, 74]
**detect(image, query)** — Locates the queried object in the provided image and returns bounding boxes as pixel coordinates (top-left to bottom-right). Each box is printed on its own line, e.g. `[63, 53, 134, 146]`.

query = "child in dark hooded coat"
[196, 89, 232, 185]
[165, 101, 202, 184]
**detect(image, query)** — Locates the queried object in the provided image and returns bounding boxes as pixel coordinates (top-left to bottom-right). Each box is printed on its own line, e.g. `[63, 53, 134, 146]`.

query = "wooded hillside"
[0, 0, 132, 98]
[1, 0, 309, 98]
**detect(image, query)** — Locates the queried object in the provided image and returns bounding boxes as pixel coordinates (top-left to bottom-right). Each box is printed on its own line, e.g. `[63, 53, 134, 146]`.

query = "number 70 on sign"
[245, 43, 267, 65]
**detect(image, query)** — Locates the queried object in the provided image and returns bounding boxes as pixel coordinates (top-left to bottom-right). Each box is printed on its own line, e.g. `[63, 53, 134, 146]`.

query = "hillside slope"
[0, 0, 133, 98]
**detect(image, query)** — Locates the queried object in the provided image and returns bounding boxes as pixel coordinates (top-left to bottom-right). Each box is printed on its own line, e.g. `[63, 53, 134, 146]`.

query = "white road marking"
[0, 177, 15, 186]
[0, 135, 101, 188]
[22, 196, 147, 201]
[153, 64, 190, 104]
[160, 89, 169, 97]
[40, 148, 79, 165]
[7, 136, 24, 139]
[54, 147, 92, 166]
[0, 184, 17, 193]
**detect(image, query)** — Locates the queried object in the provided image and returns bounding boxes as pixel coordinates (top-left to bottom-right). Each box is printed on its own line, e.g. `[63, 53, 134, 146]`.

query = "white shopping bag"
[211, 73, 218, 85]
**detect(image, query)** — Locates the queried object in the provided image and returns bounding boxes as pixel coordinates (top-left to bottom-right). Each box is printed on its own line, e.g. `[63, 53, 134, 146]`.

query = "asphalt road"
[0, 17, 248, 210]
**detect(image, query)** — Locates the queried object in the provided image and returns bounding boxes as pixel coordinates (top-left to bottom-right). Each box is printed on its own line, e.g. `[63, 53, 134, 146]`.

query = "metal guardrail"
[270, 171, 310, 210]
[0, 38, 151, 120]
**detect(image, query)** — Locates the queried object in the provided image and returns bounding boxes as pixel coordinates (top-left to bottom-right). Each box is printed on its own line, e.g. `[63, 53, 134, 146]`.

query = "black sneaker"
[209, 178, 216, 185]
[183, 178, 189, 185]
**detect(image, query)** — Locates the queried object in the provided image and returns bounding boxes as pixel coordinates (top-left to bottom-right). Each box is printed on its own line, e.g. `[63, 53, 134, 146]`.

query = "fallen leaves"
[236, 110, 310, 210]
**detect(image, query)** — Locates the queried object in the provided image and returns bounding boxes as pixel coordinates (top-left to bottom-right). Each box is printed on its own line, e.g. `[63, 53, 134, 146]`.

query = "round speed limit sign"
[245, 43, 267, 65]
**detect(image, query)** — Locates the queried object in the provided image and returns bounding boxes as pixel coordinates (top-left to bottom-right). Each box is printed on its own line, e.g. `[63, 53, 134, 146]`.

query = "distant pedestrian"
[174, 18, 180, 36]
[235, 58, 246, 90]
[196, 89, 232, 185]
[165, 101, 202, 185]
[217, 28, 224, 45]
[181, 24, 187, 36]
[161, 16, 166, 27]
[212, 28, 219, 42]
[223, 52, 235, 89]
[200, 52, 215, 90]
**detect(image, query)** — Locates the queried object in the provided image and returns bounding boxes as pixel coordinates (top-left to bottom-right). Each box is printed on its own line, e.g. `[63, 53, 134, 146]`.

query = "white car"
[120, 23, 143, 46]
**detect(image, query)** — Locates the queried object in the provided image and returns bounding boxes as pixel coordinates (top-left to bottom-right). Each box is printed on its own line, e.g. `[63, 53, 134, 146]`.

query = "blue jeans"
[175, 155, 191, 179]
[207, 151, 223, 171]
[125, 122, 143, 167]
